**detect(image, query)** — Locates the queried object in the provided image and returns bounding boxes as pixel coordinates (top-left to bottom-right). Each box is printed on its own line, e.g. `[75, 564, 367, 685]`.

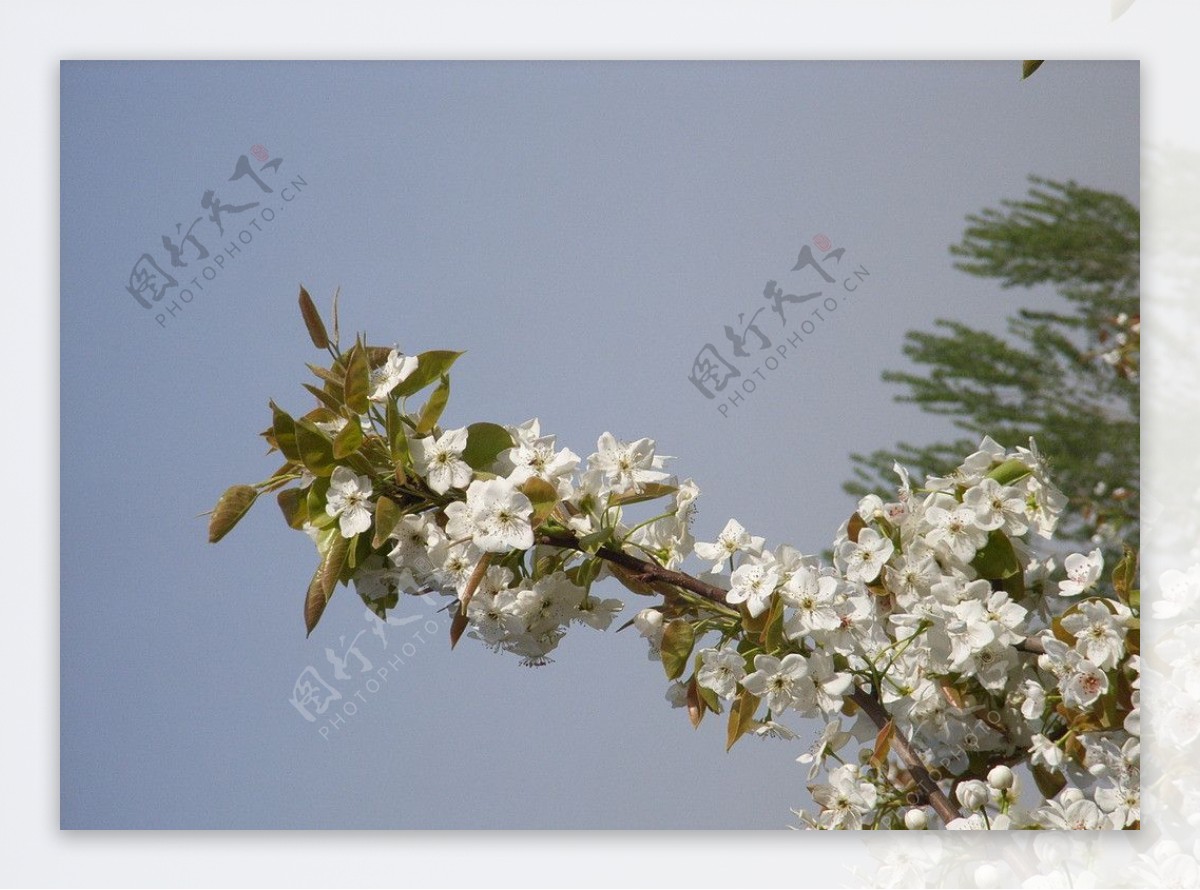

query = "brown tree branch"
[849, 688, 961, 825]
[536, 532, 733, 607]
[535, 529, 1054, 827]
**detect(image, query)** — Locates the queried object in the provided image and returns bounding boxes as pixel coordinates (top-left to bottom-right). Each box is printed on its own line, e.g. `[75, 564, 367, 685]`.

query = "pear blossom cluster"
[663, 436, 1138, 830]
[351, 414, 651, 664]
[212, 310, 1139, 831]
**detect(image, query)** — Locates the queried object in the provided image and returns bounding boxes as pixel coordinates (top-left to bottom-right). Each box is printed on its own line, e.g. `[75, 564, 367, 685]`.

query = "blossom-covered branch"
[208, 289, 1140, 830]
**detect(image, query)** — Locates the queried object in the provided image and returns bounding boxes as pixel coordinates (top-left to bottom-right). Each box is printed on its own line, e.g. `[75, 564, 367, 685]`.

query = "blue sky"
[60, 60, 1138, 828]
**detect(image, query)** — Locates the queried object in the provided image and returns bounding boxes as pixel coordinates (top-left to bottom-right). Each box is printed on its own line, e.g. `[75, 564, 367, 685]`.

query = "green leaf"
[609, 482, 678, 507]
[294, 420, 337, 476]
[298, 285, 330, 349]
[461, 422, 514, 471]
[660, 620, 695, 680]
[343, 343, 371, 415]
[303, 383, 344, 415]
[207, 484, 258, 543]
[269, 401, 300, 461]
[986, 458, 1032, 486]
[332, 418, 364, 459]
[1032, 763, 1067, 800]
[276, 487, 309, 530]
[372, 496, 402, 549]
[393, 433, 411, 485]
[520, 477, 559, 530]
[385, 397, 406, 461]
[305, 363, 343, 387]
[725, 689, 760, 751]
[395, 350, 464, 398]
[306, 474, 331, 521]
[359, 584, 397, 621]
[697, 682, 722, 716]
[1112, 546, 1137, 605]
[972, 530, 1021, 579]
[760, 594, 786, 652]
[416, 376, 450, 435]
[579, 526, 614, 554]
[304, 533, 351, 635]
[1001, 566, 1026, 601]
[1022, 60, 1045, 80]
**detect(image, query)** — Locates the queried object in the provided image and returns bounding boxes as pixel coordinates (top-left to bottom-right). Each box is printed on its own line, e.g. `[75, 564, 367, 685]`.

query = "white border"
[13, 1, 1196, 886]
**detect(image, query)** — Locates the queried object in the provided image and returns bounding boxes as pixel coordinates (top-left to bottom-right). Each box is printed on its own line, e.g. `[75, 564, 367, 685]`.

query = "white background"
[6, 0, 1194, 887]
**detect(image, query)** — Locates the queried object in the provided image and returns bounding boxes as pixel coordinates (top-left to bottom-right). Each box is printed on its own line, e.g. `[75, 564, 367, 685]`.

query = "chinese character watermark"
[288, 594, 448, 740]
[687, 233, 872, 416]
[121, 145, 309, 329]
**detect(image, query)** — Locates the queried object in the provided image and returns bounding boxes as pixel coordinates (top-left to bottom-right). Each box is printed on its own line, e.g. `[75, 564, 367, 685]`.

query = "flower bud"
[904, 808, 928, 830]
[956, 779, 989, 811]
[633, 608, 663, 640]
[974, 863, 1002, 889]
[987, 765, 1014, 791]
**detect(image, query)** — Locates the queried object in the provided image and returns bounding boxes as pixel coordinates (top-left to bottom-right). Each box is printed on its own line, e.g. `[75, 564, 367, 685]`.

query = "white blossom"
[696, 646, 746, 700]
[835, 527, 894, 584]
[368, 348, 419, 401]
[412, 427, 474, 494]
[694, 518, 765, 572]
[325, 466, 373, 537]
[740, 653, 809, 713]
[1058, 548, 1104, 597]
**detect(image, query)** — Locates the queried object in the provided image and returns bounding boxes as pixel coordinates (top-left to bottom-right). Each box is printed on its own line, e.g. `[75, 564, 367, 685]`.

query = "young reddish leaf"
[304, 533, 351, 635]
[276, 487, 309, 530]
[343, 343, 371, 415]
[870, 720, 895, 769]
[449, 608, 470, 650]
[846, 511, 866, 543]
[686, 676, 705, 729]
[298, 285, 330, 349]
[207, 484, 258, 543]
[331, 286, 341, 348]
[609, 482, 678, 507]
[449, 555, 492, 650]
[726, 689, 760, 752]
[456, 553, 493, 615]
[1032, 763, 1067, 800]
